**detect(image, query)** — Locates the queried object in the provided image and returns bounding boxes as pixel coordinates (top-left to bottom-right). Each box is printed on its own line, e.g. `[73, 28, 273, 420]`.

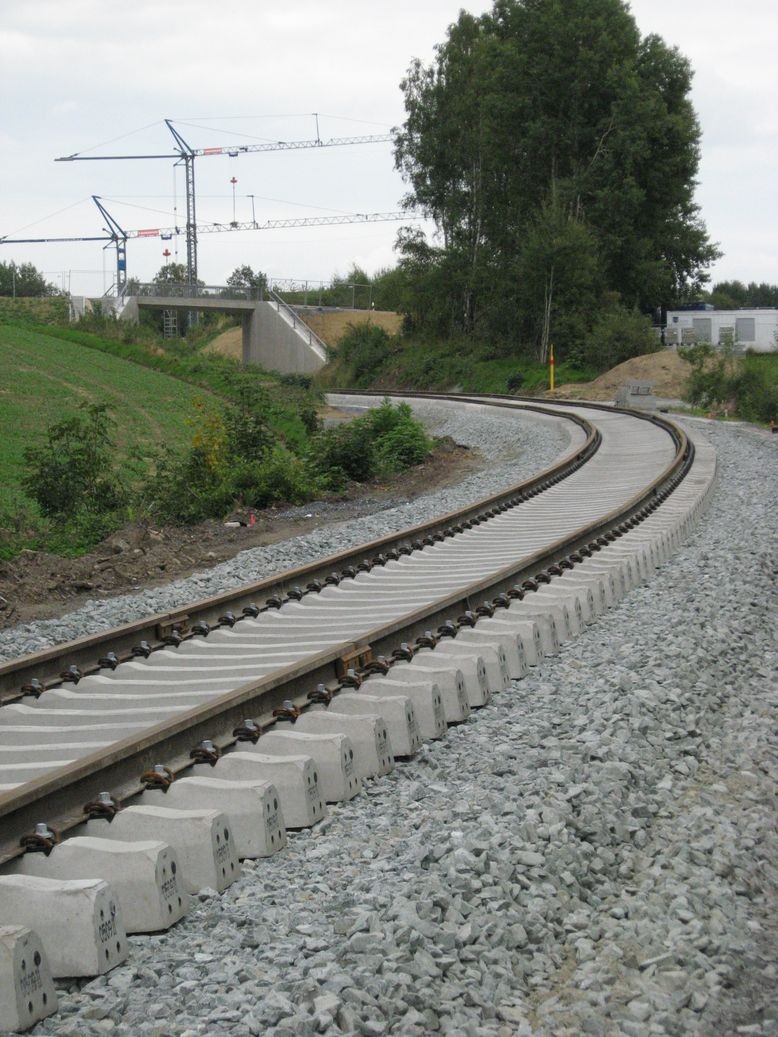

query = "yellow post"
[549, 343, 555, 392]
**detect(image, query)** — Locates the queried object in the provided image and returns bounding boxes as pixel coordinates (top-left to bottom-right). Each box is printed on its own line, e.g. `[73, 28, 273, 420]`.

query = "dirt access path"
[0, 438, 479, 630]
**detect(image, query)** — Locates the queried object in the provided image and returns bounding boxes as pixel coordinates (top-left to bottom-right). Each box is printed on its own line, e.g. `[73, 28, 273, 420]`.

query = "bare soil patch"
[203, 326, 242, 359]
[553, 349, 692, 401]
[299, 309, 402, 348]
[0, 438, 480, 630]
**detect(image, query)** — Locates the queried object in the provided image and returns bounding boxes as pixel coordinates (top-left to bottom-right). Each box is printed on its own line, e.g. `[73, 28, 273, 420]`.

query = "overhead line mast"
[53, 119, 394, 289]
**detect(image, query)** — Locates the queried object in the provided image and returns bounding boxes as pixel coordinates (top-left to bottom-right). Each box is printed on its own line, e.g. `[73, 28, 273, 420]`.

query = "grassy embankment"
[0, 324, 211, 517]
[0, 318, 435, 558]
[315, 323, 597, 394]
[0, 296, 69, 326]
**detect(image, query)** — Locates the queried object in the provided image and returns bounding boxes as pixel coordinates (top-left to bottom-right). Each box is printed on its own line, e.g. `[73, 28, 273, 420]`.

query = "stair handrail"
[266, 286, 329, 360]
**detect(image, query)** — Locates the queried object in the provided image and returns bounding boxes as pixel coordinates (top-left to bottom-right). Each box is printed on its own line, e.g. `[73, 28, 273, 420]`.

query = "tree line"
[390, 0, 720, 364]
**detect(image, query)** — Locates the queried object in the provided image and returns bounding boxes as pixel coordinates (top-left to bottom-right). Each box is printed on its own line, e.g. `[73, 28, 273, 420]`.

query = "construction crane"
[0, 195, 409, 293]
[54, 118, 394, 289]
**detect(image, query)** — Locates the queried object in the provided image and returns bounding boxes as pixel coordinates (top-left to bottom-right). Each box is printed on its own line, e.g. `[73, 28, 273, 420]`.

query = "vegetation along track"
[0, 392, 718, 1031]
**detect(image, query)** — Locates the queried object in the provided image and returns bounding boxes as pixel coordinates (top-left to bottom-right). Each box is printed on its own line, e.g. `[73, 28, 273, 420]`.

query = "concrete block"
[479, 617, 544, 666]
[435, 640, 509, 694]
[532, 584, 593, 627]
[557, 575, 608, 615]
[85, 806, 239, 893]
[143, 776, 286, 859]
[251, 730, 361, 803]
[329, 692, 422, 756]
[0, 875, 126, 977]
[427, 642, 497, 698]
[0, 926, 57, 1032]
[509, 599, 573, 642]
[295, 708, 394, 778]
[564, 568, 618, 607]
[412, 647, 490, 706]
[505, 605, 561, 653]
[209, 751, 324, 828]
[15, 837, 188, 933]
[359, 676, 446, 740]
[451, 627, 526, 680]
[392, 660, 470, 723]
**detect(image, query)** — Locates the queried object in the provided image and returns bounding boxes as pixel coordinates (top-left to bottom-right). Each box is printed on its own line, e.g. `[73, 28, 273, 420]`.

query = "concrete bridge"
[119, 284, 328, 374]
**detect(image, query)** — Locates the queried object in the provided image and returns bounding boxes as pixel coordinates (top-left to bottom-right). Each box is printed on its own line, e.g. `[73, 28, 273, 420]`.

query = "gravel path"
[0, 399, 572, 662]
[22, 418, 776, 1037]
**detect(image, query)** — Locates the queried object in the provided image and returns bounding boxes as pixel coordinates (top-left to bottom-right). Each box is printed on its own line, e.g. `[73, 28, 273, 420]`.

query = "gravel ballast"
[16, 415, 775, 1037]
[0, 398, 572, 662]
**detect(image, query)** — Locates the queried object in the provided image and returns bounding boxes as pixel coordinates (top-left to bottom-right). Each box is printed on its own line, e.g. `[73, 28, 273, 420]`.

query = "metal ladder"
[162, 309, 178, 338]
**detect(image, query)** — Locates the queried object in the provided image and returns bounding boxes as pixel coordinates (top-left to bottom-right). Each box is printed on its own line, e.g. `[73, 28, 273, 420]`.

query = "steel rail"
[0, 402, 598, 704]
[0, 396, 692, 865]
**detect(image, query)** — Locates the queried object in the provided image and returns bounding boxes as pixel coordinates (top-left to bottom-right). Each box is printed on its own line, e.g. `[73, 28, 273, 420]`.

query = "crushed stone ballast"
[0, 393, 717, 1033]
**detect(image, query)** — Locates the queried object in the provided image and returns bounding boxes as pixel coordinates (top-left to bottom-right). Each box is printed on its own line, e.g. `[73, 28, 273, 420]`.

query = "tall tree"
[226, 265, 267, 294]
[394, 0, 719, 355]
[0, 261, 58, 297]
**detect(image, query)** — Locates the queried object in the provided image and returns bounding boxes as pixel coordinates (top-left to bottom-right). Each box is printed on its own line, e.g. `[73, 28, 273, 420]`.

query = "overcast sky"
[1, 0, 776, 297]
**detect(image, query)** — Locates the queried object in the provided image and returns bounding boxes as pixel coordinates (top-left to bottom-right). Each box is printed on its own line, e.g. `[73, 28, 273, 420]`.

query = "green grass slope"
[0, 324, 212, 513]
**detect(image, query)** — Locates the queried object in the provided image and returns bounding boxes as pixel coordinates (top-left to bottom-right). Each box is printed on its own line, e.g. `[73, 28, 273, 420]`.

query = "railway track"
[0, 392, 717, 1032]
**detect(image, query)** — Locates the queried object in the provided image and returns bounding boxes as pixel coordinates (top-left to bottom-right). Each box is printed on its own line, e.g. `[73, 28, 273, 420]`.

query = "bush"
[337, 324, 395, 386]
[22, 403, 126, 519]
[310, 419, 377, 487]
[142, 445, 233, 525]
[735, 360, 778, 423]
[373, 420, 433, 474]
[506, 371, 525, 392]
[309, 399, 433, 487]
[583, 306, 660, 371]
[681, 345, 778, 424]
[230, 446, 321, 508]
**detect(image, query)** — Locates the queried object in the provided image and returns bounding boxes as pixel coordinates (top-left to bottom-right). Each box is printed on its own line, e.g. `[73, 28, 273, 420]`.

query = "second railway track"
[0, 392, 717, 1033]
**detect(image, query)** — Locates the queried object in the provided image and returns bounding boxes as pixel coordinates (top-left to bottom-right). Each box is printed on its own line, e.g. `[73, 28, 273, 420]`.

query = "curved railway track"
[0, 392, 717, 1032]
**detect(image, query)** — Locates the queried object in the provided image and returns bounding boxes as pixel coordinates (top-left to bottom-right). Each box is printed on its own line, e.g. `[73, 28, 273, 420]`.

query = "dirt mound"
[554, 350, 692, 401]
[298, 309, 402, 348]
[204, 327, 242, 359]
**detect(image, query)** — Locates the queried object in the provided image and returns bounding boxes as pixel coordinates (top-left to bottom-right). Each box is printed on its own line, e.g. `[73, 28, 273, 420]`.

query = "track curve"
[0, 394, 696, 868]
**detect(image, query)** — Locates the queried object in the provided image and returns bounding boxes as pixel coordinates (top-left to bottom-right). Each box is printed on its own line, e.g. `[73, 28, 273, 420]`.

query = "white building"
[664, 308, 778, 352]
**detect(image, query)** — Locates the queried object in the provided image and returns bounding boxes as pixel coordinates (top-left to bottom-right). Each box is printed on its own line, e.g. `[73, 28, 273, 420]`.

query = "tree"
[0, 261, 58, 297]
[22, 403, 125, 518]
[394, 0, 719, 355]
[226, 264, 267, 295]
[707, 280, 778, 309]
[152, 262, 190, 286]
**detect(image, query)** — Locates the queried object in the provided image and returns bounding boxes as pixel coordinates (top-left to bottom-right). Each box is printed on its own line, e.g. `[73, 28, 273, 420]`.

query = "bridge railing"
[132, 282, 262, 301]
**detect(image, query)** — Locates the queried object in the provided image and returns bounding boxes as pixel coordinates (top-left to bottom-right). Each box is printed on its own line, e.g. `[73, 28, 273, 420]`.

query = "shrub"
[278, 373, 313, 390]
[583, 306, 660, 371]
[309, 399, 433, 486]
[310, 419, 377, 487]
[337, 324, 395, 386]
[22, 403, 126, 519]
[142, 445, 233, 525]
[230, 446, 320, 508]
[681, 345, 778, 423]
[373, 420, 433, 474]
[221, 382, 272, 463]
[506, 371, 525, 392]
